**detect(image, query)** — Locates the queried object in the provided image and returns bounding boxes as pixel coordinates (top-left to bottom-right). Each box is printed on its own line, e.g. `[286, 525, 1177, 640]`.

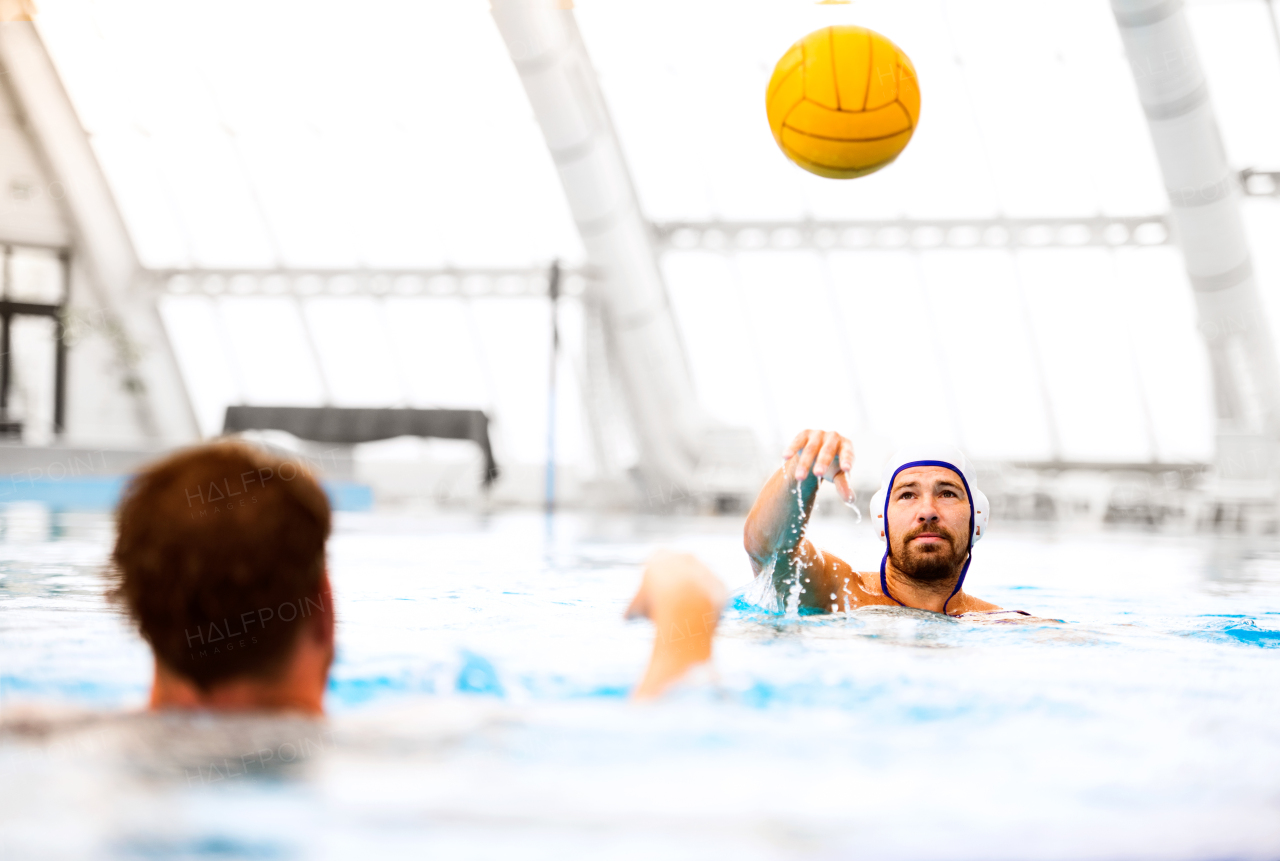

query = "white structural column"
[1113, 0, 1280, 469]
[0, 21, 196, 443]
[490, 0, 706, 489]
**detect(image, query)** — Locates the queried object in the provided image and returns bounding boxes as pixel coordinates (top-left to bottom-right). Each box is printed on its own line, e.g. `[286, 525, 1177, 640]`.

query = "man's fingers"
[787, 429, 855, 483]
[813, 432, 841, 478]
[790, 429, 816, 479]
[782, 429, 810, 459]
[794, 431, 823, 482]
[833, 471, 856, 505]
[839, 439, 854, 473]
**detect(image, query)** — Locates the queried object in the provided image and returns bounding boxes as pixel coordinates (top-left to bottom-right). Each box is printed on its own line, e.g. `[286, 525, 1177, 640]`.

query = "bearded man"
[744, 429, 1023, 618]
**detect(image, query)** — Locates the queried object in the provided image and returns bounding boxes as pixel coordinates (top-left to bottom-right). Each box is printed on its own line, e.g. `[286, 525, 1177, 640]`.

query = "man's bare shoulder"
[953, 596, 1065, 624]
[812, 562, 899, 610]
[955, 594, 1003, 613]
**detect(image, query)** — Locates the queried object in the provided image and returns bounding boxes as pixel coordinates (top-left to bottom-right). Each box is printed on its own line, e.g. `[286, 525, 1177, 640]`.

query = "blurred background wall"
[1, 0, 1280, 525]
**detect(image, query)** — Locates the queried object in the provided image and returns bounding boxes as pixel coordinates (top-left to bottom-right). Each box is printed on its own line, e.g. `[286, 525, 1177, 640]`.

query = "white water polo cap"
[867, 445, 990, 615]
[868, 445, 989, 547]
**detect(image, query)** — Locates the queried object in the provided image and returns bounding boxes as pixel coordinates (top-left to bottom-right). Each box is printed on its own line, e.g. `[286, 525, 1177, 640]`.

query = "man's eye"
[941, 490, 957, 498]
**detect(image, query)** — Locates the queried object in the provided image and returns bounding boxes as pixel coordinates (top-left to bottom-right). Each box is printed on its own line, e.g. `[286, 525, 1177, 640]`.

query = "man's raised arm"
[743, 429, 856, 609]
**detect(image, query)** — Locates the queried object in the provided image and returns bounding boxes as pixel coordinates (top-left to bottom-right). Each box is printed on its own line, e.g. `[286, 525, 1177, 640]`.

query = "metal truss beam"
[154, 188, 1280, 296]
[652, 215, 1173, 253]
[153, 214, 1187, 298]
[1009, 460, 1209, 476]
[153, 267, 596, 299]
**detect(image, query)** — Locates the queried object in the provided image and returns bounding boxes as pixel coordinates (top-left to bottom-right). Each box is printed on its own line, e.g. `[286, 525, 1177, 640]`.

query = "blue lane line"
[0, 476, 373, 512]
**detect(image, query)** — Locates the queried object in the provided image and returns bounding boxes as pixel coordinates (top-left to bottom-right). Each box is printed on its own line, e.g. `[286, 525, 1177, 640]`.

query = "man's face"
[886, 466, 971, 582]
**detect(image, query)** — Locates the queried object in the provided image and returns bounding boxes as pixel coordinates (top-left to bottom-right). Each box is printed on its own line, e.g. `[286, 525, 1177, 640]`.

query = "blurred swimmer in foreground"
[111, 442, 337, 714]
[744, 429, 1030, 620]
[110, 441, 723, 713]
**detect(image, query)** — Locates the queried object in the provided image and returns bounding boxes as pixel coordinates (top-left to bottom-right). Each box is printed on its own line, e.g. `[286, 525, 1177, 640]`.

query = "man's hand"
[625, 552, 727, 699]
[783, 429, 855, 505]
[625, 551, 727, 630]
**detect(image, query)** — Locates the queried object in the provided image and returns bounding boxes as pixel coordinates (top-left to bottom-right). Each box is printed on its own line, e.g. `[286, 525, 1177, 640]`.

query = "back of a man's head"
[111, 441, 332, 691]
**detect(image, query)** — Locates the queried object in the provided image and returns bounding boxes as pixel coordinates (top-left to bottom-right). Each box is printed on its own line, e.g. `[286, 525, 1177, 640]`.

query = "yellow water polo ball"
[765, 25, 921, 179]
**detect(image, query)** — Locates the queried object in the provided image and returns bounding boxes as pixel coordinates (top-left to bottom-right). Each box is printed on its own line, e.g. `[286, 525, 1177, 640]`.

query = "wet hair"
[109, 440, 331, 691]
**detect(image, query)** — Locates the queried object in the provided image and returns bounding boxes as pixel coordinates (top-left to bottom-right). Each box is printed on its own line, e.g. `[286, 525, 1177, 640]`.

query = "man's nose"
[917, 497, 940, 521]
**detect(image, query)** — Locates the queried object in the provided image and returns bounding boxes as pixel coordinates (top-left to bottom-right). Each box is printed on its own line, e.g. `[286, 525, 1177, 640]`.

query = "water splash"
[1183, 617, 1280, 648]
[844, 498, 863, 524]
[784, 474, 811, 619]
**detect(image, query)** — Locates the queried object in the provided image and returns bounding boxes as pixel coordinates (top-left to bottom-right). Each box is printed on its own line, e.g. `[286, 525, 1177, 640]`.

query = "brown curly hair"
[110, 440, 331, 690]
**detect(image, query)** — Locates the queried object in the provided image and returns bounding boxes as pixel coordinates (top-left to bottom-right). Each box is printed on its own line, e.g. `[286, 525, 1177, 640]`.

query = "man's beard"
[889, 522, 969, 584]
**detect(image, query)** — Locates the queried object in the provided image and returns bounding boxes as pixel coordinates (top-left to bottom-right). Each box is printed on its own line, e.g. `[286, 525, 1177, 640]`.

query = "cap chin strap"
[877, 459, 975, 617]
[879, 551, 971, 616]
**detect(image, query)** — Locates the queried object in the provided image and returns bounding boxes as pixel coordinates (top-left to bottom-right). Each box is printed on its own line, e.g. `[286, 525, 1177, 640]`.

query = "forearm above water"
[743, 466, 820, 575]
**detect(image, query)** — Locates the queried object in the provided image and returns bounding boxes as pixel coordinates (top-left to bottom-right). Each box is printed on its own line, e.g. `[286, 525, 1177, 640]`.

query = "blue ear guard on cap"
[867, 446, 989, 616]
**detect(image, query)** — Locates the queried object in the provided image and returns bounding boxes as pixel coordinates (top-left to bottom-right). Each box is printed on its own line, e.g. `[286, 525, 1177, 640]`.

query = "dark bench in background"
[223, 406, 499, 486]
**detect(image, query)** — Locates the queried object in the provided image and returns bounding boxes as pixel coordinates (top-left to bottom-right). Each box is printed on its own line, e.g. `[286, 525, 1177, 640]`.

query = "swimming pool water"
[2, 508, 1279, 860]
